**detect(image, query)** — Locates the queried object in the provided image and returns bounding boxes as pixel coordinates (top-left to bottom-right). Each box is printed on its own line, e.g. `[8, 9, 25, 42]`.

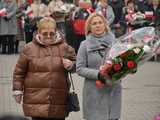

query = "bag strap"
[57, 45, 75, 92]
[68, 72, 75, 92]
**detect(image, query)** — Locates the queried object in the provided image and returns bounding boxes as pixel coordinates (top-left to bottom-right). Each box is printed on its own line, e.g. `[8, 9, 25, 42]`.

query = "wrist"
[13, 90, 23, 96]
[98, 72, 106, 84]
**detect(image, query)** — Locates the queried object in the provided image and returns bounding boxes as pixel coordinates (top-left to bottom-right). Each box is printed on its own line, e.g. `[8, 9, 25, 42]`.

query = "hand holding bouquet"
[96, 27, 160, 88]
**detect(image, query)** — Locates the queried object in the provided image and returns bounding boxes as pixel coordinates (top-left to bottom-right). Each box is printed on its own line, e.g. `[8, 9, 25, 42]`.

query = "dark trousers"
[25, 32, 33, 43]
[14, 40, 19, 53]
[32, 117, 65, 120]
[73, 34, 85, 54]
[1, 35, 15, 54]
[1, 35, 7, 54]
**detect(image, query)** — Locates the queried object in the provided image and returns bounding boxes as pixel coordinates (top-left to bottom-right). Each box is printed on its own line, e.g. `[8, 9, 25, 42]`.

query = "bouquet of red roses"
[96, 27, 160, 88]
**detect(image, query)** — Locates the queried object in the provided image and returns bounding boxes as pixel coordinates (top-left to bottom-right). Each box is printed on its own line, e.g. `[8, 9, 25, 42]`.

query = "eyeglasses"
[41, 32, 55, 37]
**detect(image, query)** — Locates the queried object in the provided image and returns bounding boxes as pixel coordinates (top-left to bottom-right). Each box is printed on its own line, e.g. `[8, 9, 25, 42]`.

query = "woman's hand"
[62, 58, 74, 70]
[14, 94, 22, 104]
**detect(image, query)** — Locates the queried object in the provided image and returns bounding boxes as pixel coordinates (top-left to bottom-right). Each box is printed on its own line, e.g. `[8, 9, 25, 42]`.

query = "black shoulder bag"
[66, 73, 80, 113]
[57, 45, 80, 113]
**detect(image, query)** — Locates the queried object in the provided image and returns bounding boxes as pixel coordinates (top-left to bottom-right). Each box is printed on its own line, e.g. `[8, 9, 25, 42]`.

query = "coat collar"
[33, 31, 64, 46]
[86, 32, 115, 52]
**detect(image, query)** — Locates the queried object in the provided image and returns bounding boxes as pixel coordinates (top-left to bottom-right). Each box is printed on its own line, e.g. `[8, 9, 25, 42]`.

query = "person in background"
[109, 0, 124, 24]
[122, 0, 139, 32]
[15, 0, 27, 53]
[135, 0, 148, 13]
[146, 0, 160, 27]
[24, 0, 49, 43]
[67, 6, 93, 54]
[95, 0, 115, 26]
[48, 0, 66, 35]
[0, 0, 2, 53]
[109, 0, 126, 37]
[146, 0, 160, 61]
[122, 0, 138, 16]
[41, 0, 50, 5]
[0, 0, 18, 54]
[76, 13, 121, 120]
[146, 0, 153, 7]
[13, 17, 76, 120]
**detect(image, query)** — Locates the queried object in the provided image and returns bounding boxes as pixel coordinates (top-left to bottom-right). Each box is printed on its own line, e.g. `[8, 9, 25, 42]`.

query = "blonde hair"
[37, 17, 56, 32]
[85, 13, 110, 35]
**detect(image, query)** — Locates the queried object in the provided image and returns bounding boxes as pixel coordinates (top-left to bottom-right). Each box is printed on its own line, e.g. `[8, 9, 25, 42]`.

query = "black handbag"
[66, 73, 80, 112]
[57, 46, 80, 113]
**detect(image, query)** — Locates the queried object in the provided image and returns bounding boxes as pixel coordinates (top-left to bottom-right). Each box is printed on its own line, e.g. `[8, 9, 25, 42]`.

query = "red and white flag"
[24, 7, 33, 18]
[145, 11, 154, 20]
[0, 8, 7, 16]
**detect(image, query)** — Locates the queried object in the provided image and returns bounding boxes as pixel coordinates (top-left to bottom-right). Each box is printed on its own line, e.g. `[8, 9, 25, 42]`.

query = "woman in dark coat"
[145, 0, 160, 26]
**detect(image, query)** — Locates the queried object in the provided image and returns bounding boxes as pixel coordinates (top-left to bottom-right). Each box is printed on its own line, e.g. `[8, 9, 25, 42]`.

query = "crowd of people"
[0, 0, 160, 54]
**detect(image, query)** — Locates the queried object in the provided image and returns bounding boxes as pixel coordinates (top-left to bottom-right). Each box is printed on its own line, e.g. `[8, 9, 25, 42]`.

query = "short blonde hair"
[85, 13, 110, 35]
[37, 17, 56, 32]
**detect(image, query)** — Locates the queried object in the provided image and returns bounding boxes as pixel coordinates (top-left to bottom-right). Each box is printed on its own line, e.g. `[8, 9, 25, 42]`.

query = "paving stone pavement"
[0, 53, 160, 120]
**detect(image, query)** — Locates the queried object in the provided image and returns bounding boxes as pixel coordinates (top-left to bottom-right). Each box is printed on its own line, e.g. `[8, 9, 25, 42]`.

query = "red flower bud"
[96, 80, 105, 88]
[127, 60, 136, 68]
[113, 63, 121, 71]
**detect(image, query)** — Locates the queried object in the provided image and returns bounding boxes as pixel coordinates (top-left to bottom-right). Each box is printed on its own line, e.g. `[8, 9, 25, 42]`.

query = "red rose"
[127, 60, 136, 68]
[96, 80, 105, 88]
[100, 64, 112, 76]
[113, 63, 121, 71]
[100, 69, 107, 76]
